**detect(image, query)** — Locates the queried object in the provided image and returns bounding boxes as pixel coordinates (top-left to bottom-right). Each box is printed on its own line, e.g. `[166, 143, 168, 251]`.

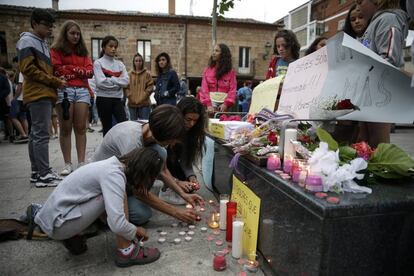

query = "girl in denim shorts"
[51, 20, 93, 176]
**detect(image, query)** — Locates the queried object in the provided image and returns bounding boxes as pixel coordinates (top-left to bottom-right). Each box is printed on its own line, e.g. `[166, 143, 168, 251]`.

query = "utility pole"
[212, 0, 218, 47]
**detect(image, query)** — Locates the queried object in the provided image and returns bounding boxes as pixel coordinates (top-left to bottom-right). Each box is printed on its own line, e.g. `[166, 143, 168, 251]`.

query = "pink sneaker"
[115, 243, 161, 267]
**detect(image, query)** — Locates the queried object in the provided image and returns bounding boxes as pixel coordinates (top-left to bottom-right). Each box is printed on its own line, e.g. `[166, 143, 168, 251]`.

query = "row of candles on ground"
[197, 195, 260, 273]
[266, 153, 323, 192]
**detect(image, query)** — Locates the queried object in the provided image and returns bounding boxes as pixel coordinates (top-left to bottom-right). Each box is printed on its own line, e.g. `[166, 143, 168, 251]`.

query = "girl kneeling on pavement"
[33, 147, 163, 267]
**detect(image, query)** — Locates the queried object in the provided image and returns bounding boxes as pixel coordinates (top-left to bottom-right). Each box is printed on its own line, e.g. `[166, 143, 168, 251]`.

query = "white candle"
[284, 129, 297, 159]
[178, 231, 186, 236]
[219, 194, 229, 230]
[232, 219, 244, 259]
[187, 231, 195, 236]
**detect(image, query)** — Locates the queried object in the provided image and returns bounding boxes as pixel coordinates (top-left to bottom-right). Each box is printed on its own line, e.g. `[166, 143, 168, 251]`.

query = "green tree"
[212, 0, 240, 46]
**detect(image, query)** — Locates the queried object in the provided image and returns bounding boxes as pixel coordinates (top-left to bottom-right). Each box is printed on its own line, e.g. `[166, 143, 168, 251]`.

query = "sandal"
[26, 203, 42, 240]
[115, 243, 160, 267]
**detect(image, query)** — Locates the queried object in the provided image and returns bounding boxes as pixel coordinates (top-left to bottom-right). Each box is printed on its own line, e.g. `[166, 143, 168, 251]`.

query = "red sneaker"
[115, 244, 161, 267]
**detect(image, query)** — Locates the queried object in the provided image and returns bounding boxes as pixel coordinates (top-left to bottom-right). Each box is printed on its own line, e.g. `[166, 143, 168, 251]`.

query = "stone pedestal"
[213, 140, 414, 275]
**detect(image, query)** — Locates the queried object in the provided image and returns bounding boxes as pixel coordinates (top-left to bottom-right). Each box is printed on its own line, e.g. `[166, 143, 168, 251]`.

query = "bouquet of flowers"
[315, 128, 414, 183]
[309, 98, 359, 120]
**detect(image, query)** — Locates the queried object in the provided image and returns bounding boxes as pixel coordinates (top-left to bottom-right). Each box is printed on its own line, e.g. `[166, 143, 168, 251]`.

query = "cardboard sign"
[278, 32, 414, 123]
[231, 175, 261, 260]
[278, 46, 329, 119]
[248, 76, 283, 114]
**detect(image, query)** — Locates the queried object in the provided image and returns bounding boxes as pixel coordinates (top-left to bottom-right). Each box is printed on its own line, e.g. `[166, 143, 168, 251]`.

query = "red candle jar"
[226, 201, 237, 242]
[213, 251, 227, 271]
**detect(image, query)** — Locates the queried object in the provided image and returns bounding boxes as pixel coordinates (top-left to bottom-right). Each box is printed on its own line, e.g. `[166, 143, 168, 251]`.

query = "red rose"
[267, 131, 278, 145]
[336, 99, 354, 110]
[351, 142, 374, 161]
[298, 134, 311, 144]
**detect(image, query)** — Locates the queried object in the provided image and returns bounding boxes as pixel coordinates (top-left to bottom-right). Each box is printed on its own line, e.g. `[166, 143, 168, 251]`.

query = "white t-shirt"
[17, 72, 24, 101]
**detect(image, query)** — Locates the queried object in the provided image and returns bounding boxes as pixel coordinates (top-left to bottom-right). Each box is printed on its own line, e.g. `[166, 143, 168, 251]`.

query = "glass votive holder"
[283, 156, 293, 174]
[266, 153, 281, 171]
[208, 211, 220, 229]
[305, 172, 323, 192]
[213, 250, 228, 271]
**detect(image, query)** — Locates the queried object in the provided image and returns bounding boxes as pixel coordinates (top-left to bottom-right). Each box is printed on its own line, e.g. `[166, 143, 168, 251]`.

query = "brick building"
[311, 0, 353, 38]
[0, 4, 282, 92]
[275, 0, 353, 54]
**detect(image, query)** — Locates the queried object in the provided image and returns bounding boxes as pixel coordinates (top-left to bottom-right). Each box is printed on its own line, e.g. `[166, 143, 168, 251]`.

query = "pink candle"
[283, 158, 293, 174]
[292, 169, 301, 183]
[305, 174, 323, 192]
[266, 154, 281, 171]
[213, 251, 227, 271]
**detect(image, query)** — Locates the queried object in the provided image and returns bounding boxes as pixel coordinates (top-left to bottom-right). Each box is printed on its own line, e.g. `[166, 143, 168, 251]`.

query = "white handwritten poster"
[278, 32, 414, 123]
[278, 46, 328, 119]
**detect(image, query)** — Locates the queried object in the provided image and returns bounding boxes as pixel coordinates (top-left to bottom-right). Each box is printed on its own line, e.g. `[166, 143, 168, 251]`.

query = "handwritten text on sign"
[277, 46, 329, 118]
[231, 175, 261, 260]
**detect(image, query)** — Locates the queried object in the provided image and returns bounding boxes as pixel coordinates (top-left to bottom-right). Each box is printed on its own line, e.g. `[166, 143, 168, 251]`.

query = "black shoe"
[63, 235, 88, 255]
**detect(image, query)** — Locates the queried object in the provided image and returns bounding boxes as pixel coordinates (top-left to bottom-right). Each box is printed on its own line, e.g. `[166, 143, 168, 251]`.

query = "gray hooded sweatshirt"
[361, 9, 409, 67]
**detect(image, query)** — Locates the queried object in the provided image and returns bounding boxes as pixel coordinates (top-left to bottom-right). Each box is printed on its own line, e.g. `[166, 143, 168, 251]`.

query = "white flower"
[308, 142, 371, 194]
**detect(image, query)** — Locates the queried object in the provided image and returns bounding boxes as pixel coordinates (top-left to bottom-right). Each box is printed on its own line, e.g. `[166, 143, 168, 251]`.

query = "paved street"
[0, 125, 265, 276]
[0, 125, 412, 275]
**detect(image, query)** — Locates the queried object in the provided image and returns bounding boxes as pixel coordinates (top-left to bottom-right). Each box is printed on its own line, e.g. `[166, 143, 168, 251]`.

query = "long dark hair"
[132, 53, 144, 71]
[343, 4, 359, 38]
[52, 20, 88, 56]
[120, 147, 163, 196]
[155, 52, 172, 75]
[175, 97, 206, 166]
[305, 37, 327, 56]
[273, 30, 301, 60]
[208, 43, 233, 81]
[99, 35, 118, 58]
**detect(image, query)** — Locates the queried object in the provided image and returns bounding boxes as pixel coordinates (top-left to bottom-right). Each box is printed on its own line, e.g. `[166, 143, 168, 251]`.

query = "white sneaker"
[60, 163, 73, 176]
[158, 188, 186, 205]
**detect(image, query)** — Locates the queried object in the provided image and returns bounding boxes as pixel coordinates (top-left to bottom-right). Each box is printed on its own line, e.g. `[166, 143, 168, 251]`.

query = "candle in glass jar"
[213, 251, 227, 271]
[219, 194, 229, 230]
[232, 217, 244, 259]
[226, 201, 237, 242]
[305, 173, 323, 192]
[266, 154, 281, 171]
[283, 157, 293, 174]
[208, 213, 219, 229]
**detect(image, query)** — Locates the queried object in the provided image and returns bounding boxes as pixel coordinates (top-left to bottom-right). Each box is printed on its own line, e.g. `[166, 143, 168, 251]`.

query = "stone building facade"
[0, 5, 282, 92]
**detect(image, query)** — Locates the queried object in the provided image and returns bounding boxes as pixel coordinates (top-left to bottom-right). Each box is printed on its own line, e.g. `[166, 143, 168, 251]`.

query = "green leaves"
[217, 0, 240, 18]
[339, 146, 357, 164]
[316, 128, 338, 151]
[368, 143, 414, 179]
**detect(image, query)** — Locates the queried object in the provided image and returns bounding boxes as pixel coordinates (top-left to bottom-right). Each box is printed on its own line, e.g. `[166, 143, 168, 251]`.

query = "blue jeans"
[127, 196, 152, 225]
[27, 99, 53, 175]
[128, 106, 150, 121]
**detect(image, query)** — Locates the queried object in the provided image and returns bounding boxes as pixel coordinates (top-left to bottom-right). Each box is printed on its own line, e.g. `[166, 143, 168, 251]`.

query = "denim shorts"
[57, 87, 90, 106]
[9, 99, 27, 119]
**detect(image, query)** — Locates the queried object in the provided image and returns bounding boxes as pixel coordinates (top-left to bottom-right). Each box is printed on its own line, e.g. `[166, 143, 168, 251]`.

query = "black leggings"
[96, 97, 127, 136]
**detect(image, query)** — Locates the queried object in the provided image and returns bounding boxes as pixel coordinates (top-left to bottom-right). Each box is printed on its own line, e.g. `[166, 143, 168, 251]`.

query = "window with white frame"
[238, 47, 250, 74]
[137, 40, 151, 70]
[337, 19, 346, 31]
[91, 38, 103, 61]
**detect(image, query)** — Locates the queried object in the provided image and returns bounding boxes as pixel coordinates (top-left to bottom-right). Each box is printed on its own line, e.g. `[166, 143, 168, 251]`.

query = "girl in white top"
[34, 148, 163, 267]
[93, 35, 129, 136]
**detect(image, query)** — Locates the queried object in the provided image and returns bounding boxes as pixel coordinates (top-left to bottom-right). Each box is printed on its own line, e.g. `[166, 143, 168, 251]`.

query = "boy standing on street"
[16, 8, 66, 187]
